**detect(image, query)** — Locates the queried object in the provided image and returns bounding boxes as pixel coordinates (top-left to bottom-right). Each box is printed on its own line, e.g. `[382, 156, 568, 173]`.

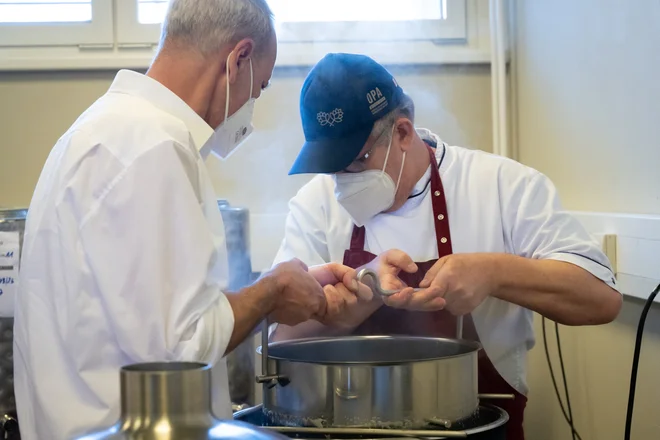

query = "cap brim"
[289, 126, 373, 175]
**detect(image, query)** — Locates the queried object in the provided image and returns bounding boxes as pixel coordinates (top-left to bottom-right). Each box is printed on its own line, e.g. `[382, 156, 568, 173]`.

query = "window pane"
[269, 0, 444, 23]
[136, 0, 445, 25]
[0, 0, 91, 23]
[138, 0, 167, 24]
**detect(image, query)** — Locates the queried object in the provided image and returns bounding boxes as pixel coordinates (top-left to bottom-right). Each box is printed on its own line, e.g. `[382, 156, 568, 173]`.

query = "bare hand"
[265, 259, 327, 326]
[309, 263, 375, 328]
[364, 249, 419, 291]
[413, 253, 500, 315]
[355, 249, 445, 312]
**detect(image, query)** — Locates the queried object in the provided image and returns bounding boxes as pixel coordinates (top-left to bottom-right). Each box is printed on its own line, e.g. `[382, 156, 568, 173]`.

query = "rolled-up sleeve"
[78, 141, 235, 365]
[506, 171, 618, 290]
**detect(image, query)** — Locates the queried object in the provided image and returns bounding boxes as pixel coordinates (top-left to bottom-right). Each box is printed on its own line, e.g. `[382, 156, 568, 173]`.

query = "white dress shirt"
[13, 70, 235, 439]
[273, 128, 617, 396]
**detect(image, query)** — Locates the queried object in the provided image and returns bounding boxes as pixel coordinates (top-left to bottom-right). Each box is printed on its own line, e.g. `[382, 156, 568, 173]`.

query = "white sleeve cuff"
[175, 291, 235, 364]
[546, 252, 619, 292]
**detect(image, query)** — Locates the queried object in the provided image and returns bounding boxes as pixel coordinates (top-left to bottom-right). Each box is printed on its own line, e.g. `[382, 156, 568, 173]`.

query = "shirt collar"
[107, 70, 214, 152]
[410, 127, 446, 196]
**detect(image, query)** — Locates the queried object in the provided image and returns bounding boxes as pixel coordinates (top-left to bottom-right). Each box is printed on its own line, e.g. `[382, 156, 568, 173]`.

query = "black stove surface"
[234, 405, 508, 439]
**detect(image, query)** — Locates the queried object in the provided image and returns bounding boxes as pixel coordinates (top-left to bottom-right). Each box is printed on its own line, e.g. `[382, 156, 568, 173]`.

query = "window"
[0, 0, 92, 23]
[137, 0, 167, 24]
[0, 0, 484, 70]
[0, 0, 113, 46]
[271, 0, 467, 43]
[116, 0, 466, 45]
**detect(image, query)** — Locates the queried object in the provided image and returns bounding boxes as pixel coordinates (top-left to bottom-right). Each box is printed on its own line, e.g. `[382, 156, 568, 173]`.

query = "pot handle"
[255, 318, 289, 389]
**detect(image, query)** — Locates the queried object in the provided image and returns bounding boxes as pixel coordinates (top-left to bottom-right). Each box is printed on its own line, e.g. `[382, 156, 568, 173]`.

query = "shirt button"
[441, 237, 448, 244]
[434, 190, 441, 196]
[437, 214, 445, 221]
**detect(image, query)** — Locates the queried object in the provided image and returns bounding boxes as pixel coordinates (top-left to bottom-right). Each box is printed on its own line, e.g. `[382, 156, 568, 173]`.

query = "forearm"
[224, 277, 277, 354]
[491, 253, 622, 325]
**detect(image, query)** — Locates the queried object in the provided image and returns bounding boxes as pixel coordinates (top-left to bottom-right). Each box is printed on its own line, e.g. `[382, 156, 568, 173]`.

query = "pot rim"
[258, 335, 482, 366]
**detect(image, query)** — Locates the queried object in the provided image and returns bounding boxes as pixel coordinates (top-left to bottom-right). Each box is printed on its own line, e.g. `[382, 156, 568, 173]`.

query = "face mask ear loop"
[381, 124, 396, 175]
[395, 152, 406, 193]
[249, 58, 254, 98]
[224, 53, 232, 122]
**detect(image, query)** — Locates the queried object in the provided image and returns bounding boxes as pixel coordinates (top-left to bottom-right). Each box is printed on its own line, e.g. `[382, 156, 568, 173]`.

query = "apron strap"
[427, 145, 453, 255]
[349, 225, 367, 251]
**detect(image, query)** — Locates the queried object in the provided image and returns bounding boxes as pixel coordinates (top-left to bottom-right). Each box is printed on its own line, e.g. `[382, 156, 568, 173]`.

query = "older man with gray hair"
[13, 1, 376, 439]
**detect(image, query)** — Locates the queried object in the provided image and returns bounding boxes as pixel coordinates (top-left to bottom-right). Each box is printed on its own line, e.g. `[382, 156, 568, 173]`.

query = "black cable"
[624, 282, 660, 440]
[555, 322, 577, 440]
[542, 316, 583, 440]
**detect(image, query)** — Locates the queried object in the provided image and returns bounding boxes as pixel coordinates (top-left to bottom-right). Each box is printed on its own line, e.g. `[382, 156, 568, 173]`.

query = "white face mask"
[202, 54, 255, 160]
[333, 127, 407, 227]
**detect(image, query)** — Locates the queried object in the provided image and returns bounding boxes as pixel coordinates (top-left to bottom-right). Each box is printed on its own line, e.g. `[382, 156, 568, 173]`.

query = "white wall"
[514, 0, 660, 439]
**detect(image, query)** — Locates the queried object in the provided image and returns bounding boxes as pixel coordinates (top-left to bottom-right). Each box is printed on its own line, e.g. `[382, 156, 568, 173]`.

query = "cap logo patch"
[317, 108, 344, 127]
[367, 87, 387, 115]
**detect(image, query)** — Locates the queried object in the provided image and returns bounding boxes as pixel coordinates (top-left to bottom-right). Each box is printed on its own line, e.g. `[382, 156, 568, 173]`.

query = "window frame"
[0, 0, 492, 71]
[0, 0, 114, 47]
[115, 0, 161, 46]
[114, 0, 467, 46]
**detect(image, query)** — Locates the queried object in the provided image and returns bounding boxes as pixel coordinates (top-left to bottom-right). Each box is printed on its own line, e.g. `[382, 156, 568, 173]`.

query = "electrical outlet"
[602, 234, 618, 275]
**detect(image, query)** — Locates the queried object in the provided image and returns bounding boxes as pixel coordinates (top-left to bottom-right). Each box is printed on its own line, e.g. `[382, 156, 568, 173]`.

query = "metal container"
[76, 362, 288, 440]
[234, 403, 509, 439]
[257, 335, 482, 429]
[217, 200, 255, 407]
[0, 208, 27, 440]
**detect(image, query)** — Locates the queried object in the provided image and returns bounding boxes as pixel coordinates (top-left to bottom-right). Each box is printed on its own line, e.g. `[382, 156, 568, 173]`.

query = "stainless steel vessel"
[0, 208, 27, 439]
[76, 362, 288, 440]
[217, 200, 255, 407]
[257, 335, 482, 429]
[234, 403, 510, 439]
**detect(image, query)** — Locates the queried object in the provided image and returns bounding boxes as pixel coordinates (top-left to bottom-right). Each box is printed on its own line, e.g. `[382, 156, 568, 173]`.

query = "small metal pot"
[257, 334, 482, 429]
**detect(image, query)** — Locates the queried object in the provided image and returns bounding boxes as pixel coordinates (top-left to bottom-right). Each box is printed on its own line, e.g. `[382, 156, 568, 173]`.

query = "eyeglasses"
[342, 128, 389, 173]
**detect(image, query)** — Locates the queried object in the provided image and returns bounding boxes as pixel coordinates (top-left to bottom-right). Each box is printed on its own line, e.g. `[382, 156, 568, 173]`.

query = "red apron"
[343, 146, 527, 440]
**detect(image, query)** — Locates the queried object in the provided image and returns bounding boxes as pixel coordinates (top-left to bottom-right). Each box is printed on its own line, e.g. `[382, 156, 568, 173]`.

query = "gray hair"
[160, 0, 274, 55]
[370, 93, 416, 145]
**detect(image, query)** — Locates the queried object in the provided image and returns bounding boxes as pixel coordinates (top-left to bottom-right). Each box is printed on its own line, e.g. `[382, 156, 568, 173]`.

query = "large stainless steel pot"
[217, 200, 255, 407]
[75, 362, 288, 440]
[257, 335, 482, 429]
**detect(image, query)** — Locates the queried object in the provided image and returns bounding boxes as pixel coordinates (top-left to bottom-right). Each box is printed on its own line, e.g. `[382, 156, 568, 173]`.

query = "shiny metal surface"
[258, 336, 481, 429]
[355, 269, 413, 297]
[218, 200, 255, 406]
[0, 208, 27, 425]
[234, 403, 509, 439]
[76, 362, 287, 440]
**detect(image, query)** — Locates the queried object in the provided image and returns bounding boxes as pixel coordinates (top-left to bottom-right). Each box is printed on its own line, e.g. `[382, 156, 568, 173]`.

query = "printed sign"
[0, 231, 20, 317]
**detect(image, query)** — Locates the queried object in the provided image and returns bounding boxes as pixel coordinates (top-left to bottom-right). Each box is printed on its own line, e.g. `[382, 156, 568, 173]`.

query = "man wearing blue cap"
[270, 53, 622, 439]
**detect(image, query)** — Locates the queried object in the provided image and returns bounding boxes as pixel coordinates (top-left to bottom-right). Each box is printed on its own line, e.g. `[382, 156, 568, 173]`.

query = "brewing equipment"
[247, 335, 511, 439]
[217, 200, 256, 407]
[235, 404, 509, 439]
[256, 335, 483, 429]
[0, 208, 26, 440]
[75, 362, 288, 440]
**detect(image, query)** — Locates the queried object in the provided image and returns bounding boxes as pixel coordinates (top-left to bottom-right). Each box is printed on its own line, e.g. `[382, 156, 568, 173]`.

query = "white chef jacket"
[13, 70, 235, 440]
[273, 128, 617, 396]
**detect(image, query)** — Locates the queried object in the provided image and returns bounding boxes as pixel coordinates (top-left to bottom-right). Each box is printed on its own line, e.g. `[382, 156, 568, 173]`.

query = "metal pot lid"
[260, 335, 482, 365]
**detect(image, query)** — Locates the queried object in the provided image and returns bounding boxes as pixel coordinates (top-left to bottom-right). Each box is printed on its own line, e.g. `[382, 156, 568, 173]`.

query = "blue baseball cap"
[289, 53, 405, 175]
